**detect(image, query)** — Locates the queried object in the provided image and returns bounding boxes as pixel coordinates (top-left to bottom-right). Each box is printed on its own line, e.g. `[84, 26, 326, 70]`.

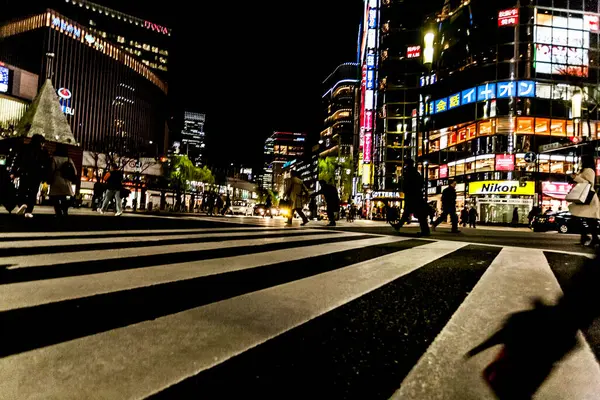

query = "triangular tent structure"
[14, 79, 77, 145]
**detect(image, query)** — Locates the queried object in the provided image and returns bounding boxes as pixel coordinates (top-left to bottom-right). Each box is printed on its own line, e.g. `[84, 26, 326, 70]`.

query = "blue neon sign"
[0, 66, 8, 93]
[449, 93, 461, 109]
[477, 83, 496, 101]
[461, 87, 476, 105]
[497, 81, 516, 98]
[518, 81, 535, 97]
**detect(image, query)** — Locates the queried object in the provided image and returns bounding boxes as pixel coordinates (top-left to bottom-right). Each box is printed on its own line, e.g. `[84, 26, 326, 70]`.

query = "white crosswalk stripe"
[0, 226, 598, 400]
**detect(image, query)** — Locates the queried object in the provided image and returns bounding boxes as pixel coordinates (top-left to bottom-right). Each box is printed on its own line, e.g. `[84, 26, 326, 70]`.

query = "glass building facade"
[417, 0, 600, 223]
[0, 11, 168, 156]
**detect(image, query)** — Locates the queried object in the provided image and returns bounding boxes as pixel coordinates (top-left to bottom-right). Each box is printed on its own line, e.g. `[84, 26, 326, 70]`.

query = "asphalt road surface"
[1, 211, 599, 399]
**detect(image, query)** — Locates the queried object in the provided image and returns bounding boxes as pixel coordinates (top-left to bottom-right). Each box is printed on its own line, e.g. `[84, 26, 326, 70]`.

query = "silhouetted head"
[449, 180, 457, 188]
[404, 159, 415, 168]
[581, 155, 595, 171]
[54, 143, 68, 157]
[30, 134, 46, 149]
[318, 179, 327, 187]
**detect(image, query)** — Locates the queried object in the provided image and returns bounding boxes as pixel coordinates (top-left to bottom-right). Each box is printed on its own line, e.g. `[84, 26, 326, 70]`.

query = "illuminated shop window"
[467, 124, 477, 140]
[474, 157, 494, 172]
[516, 117, 534, 134]
[478, 120, 493, 136]
[455, 162, 465, 176]
[550, 119, 566, 136]
[535, 118, 550, 135]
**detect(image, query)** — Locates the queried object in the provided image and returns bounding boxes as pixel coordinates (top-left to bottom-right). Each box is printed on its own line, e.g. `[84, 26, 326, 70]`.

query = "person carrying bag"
[567, 155, 600, 246]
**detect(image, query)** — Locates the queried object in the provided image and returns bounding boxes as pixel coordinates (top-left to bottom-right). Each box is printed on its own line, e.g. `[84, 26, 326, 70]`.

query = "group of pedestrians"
[283, 171, 341, 226]
[6, 134, 78, 219]
[201, 192, 231, 216]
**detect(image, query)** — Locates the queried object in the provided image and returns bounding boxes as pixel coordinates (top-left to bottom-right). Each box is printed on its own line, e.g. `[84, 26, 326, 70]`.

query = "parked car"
[531, 211, 600, 234]
[231, 200, 253, 216]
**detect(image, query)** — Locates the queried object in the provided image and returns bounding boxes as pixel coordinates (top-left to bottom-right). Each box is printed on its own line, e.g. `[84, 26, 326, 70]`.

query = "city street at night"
[4, 0, 600, 398]
[1, 211, 600, 399]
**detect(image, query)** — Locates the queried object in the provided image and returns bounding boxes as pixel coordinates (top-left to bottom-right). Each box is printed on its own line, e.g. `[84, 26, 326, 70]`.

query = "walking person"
[284, 170, 309, 226]
[215, 193, 224, 216]
[12, 134, 50, 218]
[527, 206, 540, 226]
[391, 159, 430, 236]
[569, 155, 600, 247]
[312, 179, 340, 227]
[469, 206, 478, 228]
[48, 143, 77, 218]
[265, 194, 273, 218]
[432, 180, 459, 233]
[222, 193, 231, 216]
[98, 163, 123, 216]
[206, 192, 215, 216]
[460, 206, 469, 227]
[512, 207, 520, 227]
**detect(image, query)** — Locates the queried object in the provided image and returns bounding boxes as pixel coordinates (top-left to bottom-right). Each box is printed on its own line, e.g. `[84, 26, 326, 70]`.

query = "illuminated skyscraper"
[181, 112, 206, 166]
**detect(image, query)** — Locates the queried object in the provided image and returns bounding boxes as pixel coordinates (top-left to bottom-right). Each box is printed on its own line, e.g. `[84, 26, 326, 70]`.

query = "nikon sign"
[469, 180, 535, 196]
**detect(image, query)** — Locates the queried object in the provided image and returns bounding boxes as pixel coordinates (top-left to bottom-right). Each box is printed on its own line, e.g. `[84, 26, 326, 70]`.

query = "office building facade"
[0, 10, 168, 156]
[419, 0, 600, 224]
[261, 131, 307, 194]
[181, 112, 206, 166]
[2, 0, 171, 80]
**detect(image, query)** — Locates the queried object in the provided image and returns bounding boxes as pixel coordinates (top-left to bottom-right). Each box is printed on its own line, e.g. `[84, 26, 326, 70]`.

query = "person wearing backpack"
[48, 143, 77, 217]
[98, 163, 124, 216]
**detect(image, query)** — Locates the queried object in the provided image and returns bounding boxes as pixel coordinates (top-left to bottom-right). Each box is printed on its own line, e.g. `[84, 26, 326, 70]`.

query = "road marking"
[0, 240, 465, 399]
[393, 247, 600, 399]
[0, 236, 404, 311]
[0, 228, 331, 249]
[1, 231, 362, 269]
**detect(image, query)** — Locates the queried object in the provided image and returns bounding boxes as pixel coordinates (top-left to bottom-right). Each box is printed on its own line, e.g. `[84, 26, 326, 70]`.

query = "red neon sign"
[144, 21, 169, 35]
[407, 45, 421, 59]
[498, 8, 519, 27]
[542, 182, 572, 199]
[439, 165, 448, 179]
[495, 154, 515, 171]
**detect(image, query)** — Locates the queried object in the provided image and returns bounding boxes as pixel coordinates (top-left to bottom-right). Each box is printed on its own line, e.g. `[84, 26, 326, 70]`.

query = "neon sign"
[0, 66, 8, 93]
[52, 17, 81, 38]
[144, 21, 169, 35]
[57, 88, 75, 116]
[498, 8, 519, 27]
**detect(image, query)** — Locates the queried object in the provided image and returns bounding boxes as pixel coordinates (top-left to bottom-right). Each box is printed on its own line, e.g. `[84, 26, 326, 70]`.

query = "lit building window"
[117, 36, 125, 43]
[151, 46, 158, 53]
[159, 57, 167, 64]
[142, 43, 150, 51]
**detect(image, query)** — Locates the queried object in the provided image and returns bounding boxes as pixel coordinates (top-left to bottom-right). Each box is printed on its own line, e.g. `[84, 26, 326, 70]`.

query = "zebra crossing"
[0, 225, 599, 399]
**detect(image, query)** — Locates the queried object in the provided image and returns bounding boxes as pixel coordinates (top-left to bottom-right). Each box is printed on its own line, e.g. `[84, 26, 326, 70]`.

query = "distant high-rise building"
[181, 112, 206, 166]
[259, 131, 306, 193]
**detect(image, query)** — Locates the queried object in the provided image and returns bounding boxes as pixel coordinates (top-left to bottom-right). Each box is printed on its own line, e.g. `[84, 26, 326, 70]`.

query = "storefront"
[540, 181, 571, 213]
[468, 180, 535, 224]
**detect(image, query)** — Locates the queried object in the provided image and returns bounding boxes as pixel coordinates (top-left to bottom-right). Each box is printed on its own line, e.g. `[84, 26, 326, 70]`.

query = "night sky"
[101, 1, 364, 170]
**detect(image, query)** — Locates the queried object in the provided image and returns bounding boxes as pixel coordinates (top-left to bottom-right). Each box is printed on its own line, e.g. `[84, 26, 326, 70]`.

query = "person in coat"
[312, 179, 340, 226]
[469, 206, 478, 228]
[12, 134, 50, 218]
[392, 159, 430, 236]
[432, 180, 459, 233]
[569, 155, 600, 246]
[512, 207, 520, 226]
[98, 163, 124, 216]
[460, 206, 469, 227]
[284, 170, 309, 225]
[48, 143, 77, 217]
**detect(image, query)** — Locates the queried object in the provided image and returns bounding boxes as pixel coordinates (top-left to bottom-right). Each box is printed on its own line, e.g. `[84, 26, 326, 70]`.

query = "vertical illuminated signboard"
[0, 66, 8, 93]
[360, 0, 379, 174]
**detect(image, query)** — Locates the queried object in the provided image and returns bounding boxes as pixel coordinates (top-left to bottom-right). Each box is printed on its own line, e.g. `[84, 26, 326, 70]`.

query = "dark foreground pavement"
[1, 211, 599, 399]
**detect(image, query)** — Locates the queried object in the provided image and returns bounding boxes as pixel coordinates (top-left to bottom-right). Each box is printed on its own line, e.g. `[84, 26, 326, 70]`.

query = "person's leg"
[432, 211, 448, 228]
[579, 217, 590, 245]
[62, 196, 70, 216]
[115, 191, 123, 215]
[416, 205, 431, 235]
[297, 209, 309, 224]
[101, 190, 114, 211]
[327, 207, 336, 225]
[450, 210, 459, 232]
[587, 218, 599, 245]
[25, 180, 41, 213]
[52, 196, 61, 216]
